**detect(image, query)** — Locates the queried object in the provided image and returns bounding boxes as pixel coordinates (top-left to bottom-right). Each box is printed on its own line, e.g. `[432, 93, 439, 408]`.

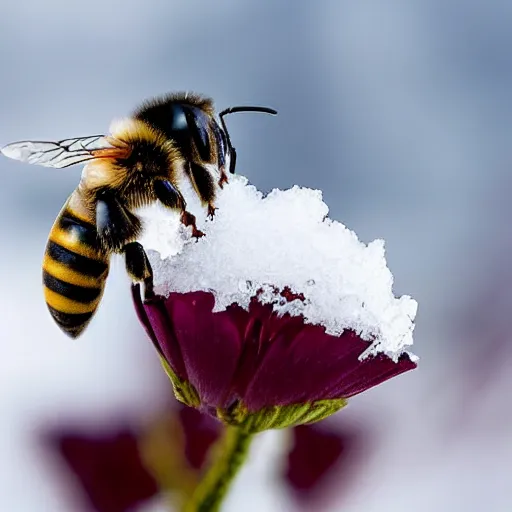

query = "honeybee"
[1, 92, 277, 338]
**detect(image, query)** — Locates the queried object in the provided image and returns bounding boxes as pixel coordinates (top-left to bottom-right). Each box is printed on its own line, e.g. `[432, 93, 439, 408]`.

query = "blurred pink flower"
[47, 428, 159, 512]
[45, 405, 365, 512]
[285, 423, 361, 506]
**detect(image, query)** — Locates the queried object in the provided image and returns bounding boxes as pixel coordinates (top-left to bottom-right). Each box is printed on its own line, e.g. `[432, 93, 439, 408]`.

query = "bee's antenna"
[219, 106, 277, 174]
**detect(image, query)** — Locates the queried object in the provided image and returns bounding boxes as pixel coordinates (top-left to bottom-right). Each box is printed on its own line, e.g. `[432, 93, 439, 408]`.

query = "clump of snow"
[137, 175, 417, 360]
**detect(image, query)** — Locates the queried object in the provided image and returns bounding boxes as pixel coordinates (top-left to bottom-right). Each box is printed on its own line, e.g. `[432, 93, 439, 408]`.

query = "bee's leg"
[123, 241, 155, 299]
[153, 178, 204, 238]
[96, 191, 141, 252]
[218, 168, 229, 189]
[188, 162, 217, 220]
[207, 204, 217, 219]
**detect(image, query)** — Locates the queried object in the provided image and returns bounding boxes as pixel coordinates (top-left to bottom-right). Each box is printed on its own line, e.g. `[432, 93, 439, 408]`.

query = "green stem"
[183, 426, 254, 512]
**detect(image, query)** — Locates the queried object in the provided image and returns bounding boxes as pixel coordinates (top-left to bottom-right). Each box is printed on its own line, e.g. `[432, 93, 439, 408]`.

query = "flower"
[44, 404, 364, 512]
[284, 421, 365, 508]
[46, 428, 159, 512]
[134, 286, 416, 432]
[133, 176, 418, 432]
[44, 406, 220, 512]
[177, 406, 221, 470]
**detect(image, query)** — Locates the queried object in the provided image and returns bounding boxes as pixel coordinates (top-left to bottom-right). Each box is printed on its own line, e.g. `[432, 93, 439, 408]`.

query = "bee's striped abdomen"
[43, 205, 109, 338]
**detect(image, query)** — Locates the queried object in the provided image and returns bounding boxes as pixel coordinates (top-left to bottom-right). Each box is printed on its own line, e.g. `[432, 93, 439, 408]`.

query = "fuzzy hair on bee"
[80, 117, 186, 252]
[82, 118, 184, 194]
[1, 91, 277, 338]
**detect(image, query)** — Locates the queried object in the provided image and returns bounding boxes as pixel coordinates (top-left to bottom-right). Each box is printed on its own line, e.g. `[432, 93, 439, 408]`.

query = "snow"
[137, 175, 417, 360]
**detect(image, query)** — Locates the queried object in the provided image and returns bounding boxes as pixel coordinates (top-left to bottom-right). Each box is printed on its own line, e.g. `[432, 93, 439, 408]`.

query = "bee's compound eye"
[170, 105, 188, 131]
[185, 106, 211, 162]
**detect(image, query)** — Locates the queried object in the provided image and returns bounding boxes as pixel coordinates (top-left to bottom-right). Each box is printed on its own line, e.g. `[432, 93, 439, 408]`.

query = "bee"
[1, 92, 277, 338]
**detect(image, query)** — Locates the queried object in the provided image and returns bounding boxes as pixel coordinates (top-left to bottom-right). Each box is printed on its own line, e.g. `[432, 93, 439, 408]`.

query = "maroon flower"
[47, 428, 158, 512]
[285, 422, 365, 508]
[45, 407, 366, 512]
[133, 177, 417, 432]
[178, 406, 220, 470]
[133, 286, 416, 432]
[45, 407, 221, 512]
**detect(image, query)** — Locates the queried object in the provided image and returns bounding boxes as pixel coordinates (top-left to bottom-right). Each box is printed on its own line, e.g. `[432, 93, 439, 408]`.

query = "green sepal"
[159, 356, 200, 408]
[217, 398, 348, 433]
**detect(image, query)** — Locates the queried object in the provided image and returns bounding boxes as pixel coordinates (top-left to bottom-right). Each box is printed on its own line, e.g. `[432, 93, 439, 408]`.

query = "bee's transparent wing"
[1, 135, 129, 169]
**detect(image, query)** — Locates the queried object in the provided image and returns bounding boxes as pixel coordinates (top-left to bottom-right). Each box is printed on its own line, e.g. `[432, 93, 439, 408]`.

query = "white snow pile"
[137, 175, 417, 360]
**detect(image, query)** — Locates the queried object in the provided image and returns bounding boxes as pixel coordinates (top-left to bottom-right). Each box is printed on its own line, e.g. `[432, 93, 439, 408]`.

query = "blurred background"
[1, 0, 511, 510]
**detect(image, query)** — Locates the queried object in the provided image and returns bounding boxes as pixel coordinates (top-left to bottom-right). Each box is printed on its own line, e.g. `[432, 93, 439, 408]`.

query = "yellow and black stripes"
[43, 206, 109, 338]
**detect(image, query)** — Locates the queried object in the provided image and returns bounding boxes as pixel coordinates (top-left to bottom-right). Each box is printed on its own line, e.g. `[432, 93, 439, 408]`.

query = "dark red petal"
[132, 284, 188, 381]
[156, 292, 244, 409]
[242, 319, 393, 410]
[227, 303, 306, 401]
[177, 406, 222, 470]
[49, 429, 158, 512]
[240, 301, 416, 409]
[144, 299, 189, 381]
[137, 291, 416, 412]
[131, 284, 160, 348]
[326, 351, 417, 399]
